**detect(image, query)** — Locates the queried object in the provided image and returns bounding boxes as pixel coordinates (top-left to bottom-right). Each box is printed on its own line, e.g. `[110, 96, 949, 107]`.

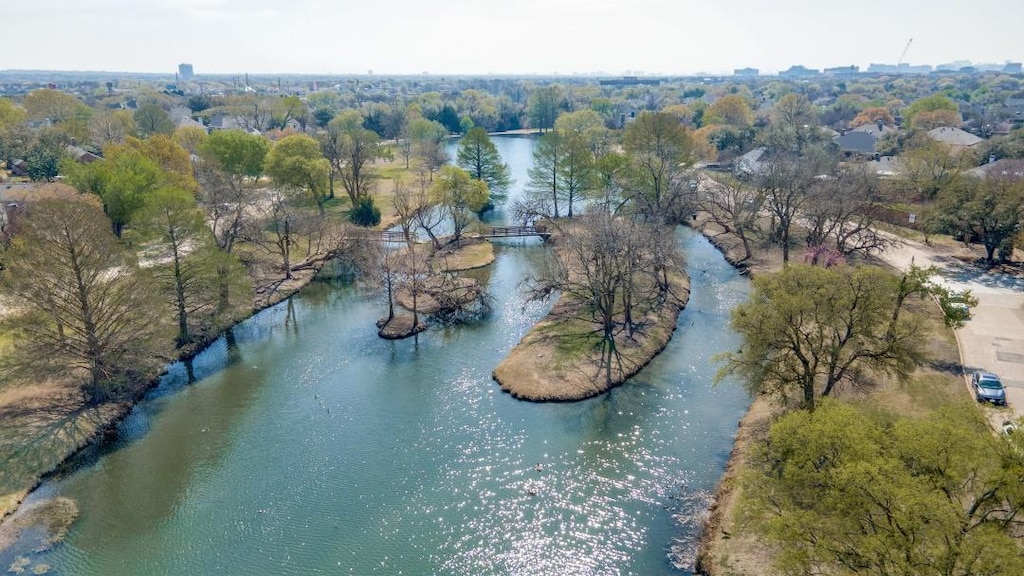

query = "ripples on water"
[7, 144, 751, 576]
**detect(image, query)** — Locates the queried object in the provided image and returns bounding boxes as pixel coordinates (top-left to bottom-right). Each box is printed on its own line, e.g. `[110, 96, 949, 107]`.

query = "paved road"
[876, 237, 1024, 426]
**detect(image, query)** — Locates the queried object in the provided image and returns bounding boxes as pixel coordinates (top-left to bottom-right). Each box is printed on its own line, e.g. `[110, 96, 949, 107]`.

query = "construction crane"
[897, 38, 913, 67]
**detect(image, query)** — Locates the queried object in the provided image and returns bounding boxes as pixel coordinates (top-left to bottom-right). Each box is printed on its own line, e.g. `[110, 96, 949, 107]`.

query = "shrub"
[349, 196, 381, 227]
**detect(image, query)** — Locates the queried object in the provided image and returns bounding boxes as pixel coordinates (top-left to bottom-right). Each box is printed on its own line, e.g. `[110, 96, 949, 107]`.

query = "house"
[833, 123, 895, 156]
[65, 145, 101, 164]
[208, 113, 239, 130]
[833, 131, 878, 156]
[1004, 97, 1024, 123]
[9, 160, 29, 178]
[866, 156, 903, 178]
[850, 122, 897, 137]
[736, 147, 767, 176]
[169, 106, 206, 132]
[966, 159, 1024, 180]
[927, 126, 983, 148]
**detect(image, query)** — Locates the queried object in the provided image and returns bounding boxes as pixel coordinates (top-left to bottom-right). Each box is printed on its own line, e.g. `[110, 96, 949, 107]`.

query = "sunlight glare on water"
[9, 137, 751, 576]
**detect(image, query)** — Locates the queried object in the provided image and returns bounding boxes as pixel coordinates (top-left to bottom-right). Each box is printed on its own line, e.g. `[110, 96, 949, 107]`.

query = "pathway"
[876, 236, 1024, 426]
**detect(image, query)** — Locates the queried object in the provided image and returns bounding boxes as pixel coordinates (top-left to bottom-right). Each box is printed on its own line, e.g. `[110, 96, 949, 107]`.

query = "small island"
[493, 214, 690, 401]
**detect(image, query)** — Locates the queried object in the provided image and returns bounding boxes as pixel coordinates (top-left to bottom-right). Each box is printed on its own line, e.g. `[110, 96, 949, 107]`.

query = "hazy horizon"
[5, 0, 1023, 76]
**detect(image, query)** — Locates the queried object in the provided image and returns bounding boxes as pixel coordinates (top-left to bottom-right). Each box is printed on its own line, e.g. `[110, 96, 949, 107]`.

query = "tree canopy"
[622, 111, 695, 222]
[718, 264, 925, 410]
[1, 195, 164, 402]
[456, 127, 511, 207]
[742, 400, 1024, 576]
[265, 134, 332, 214]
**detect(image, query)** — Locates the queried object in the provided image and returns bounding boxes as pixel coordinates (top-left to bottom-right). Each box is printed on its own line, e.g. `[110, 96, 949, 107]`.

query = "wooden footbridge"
[354, 226, 550, 243]
[480, 226, 550, 239]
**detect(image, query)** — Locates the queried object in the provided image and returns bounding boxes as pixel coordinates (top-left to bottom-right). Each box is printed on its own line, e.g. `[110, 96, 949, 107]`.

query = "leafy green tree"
[767, 93, 818, 151]
[718, 265, 925, 410]
[24, 128, 68, 181]
[703, 94, 754, 128]
[557, 133, 595, 218]
[133, 103, 174, 137]
[187, 95, 211, 113]
[431, 166, 488, 244]
[173, 125, 207, 155]
[526, 131, 566, 218]
[555, 109, 604, 136]
[456, 127, 511, 207]
[408, 118, 449, 178]
[127, 134, 196, 192]
[742, 400, 1024, 576]
[0, 98, 25, 129]
[265, 134, 331, 214]
[592, 152, 630, 212]
[88, 108, 135, 147]
[273, 95, 309, 131]
[349, 196, 381, 227]
[1, 194, 164, 402]
[64, 144, 167, 236]
[622, 111, 696, 222]
[0, 98, 28, 167]
[903, 94, 960, 130]
[528, 85, 563, 133]
[935, 174, 1024, 263]
[138, 188, 249, 346]
[23, 89, 81, 124]
[900, 136, 975, 200]
[556, 109, 611, 156]
[200, 129, 268, 180]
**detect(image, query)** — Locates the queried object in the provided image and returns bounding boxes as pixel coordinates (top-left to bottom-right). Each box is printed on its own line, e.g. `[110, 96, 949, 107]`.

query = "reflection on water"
[6, 138, 752, 576]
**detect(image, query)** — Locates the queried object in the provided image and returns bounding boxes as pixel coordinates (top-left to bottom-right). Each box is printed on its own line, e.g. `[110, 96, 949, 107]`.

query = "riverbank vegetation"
[691, 148, 1023, 574]
[4, 69, 1024, 562]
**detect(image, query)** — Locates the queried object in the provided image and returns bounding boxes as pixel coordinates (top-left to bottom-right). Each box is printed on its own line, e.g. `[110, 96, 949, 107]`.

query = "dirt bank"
[493, 270, 690, 402]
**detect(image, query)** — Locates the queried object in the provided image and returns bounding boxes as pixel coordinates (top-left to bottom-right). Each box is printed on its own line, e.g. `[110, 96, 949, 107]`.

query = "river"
[6, 137, 751, 575]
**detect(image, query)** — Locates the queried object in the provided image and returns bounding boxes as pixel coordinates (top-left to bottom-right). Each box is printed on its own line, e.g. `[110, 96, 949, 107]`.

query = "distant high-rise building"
[733, 67, 759, 77]
[1004, 62, 1023, 74]
[178, 63, 194, 80]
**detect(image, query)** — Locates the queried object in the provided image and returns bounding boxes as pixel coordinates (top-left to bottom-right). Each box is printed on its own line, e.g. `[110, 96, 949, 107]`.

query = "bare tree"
[759, 147, 832, 262]
[243, 188, 298, 280]
[533, 212, 683, 386]
[1, 195, 165, 402]
[695, 175, 764, 262]
[802, 167, 901, 257]
[410, 167, 446, 250]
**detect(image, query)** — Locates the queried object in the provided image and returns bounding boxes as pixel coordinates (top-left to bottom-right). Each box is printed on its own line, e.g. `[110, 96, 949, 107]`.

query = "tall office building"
[178, 63, 194, 80]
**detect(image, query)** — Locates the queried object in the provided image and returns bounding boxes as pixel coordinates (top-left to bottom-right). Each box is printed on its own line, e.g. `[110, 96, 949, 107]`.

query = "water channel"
[10, 137, 752, 575]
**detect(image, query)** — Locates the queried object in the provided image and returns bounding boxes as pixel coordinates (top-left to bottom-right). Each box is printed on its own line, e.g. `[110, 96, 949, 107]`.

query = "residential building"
[966, 159, 1024, 179]
[927, 126, 983, 148]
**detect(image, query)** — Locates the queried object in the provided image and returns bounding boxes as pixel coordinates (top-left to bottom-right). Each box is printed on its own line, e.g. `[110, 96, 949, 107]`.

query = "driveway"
[876, 237, 1024, 425]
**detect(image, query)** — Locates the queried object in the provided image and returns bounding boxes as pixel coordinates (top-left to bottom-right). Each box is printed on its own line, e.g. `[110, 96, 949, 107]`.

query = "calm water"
[8, 137, 752, 575]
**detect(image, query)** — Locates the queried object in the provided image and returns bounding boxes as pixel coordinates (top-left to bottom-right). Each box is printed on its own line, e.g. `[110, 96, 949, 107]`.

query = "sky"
[3, 0, 1022, 76]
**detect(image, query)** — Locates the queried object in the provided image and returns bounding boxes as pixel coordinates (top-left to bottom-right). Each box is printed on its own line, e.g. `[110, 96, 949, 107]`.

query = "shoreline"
[684, 217, 770, 576]
[0, 263, 327, 525]
[492, 276, 690, 401]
